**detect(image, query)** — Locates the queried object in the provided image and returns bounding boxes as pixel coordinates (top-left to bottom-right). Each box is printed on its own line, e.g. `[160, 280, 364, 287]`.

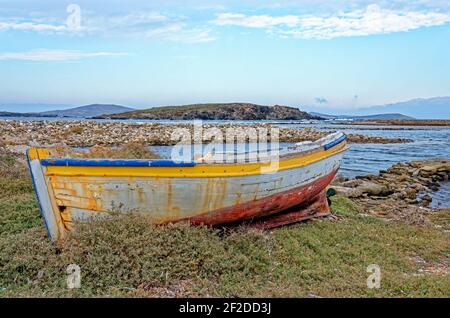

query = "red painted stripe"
[185, 169, 337, 226]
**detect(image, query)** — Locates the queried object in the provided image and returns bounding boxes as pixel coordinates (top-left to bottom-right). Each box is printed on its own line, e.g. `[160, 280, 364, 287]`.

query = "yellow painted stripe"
[28, 148, 50, 161]
[44, 142, 348, 178]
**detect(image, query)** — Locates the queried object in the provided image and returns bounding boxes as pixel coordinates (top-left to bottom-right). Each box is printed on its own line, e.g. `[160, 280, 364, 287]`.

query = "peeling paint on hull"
[27, 133, 348, 240]
[185, 170, 337, 227]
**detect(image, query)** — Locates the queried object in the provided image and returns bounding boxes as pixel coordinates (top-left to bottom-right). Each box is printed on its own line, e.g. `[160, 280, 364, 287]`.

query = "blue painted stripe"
[324, 134, 347, 150]
[26, 149, 52, 239]
[41, 158, 197, 167]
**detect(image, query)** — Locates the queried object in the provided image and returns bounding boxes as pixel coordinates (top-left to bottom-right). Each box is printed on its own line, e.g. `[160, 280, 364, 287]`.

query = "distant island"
[95, 103, 321, 120]
[0, 111, 56, 118]
[341, 119, 450, 126]
[309, 112, 415, 120]
[321, 96, 450, 119]
[0, 104, 134, 119]
[39, 104, 134, 118]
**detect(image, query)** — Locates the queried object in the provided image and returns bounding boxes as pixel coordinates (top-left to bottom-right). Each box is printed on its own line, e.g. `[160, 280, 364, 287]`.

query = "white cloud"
[157, 26, 215, 43]
[0, 11, 170, 35]
[214, 13, 301, 28]
[141, 22, 184, 37]
[109, 20, 215, 43]
[0, 10, 214, 44]
[84, 11, 169, 32]
[0, 49, 127, 61]
[89, 12, 215, 43]
[213, 4, 450, 39]
[0, 21, 68, 32]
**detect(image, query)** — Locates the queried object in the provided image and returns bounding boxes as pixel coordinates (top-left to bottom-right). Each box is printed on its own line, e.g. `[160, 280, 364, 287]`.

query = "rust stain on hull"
[183, 169, 337, 227]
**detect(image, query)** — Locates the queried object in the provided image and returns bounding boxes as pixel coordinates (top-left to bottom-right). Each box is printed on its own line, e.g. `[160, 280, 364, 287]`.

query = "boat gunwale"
[41, 144, 349, 178]
[38, 132, 348, 168]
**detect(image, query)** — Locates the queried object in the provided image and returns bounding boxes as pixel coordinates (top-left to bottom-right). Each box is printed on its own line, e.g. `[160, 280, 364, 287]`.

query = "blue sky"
[1, 0, 450, 113]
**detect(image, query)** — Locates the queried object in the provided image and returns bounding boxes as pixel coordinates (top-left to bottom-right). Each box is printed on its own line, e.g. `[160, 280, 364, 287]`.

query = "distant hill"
[352, 97, 450, 119]
[0, 111, 55, 118]
[309, 112, 415, 120]
[97, 103, 321, 120]
[40, 104, 134, 118]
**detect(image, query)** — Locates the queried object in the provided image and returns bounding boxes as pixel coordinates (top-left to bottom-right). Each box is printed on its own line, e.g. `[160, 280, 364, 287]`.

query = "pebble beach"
[0, 120, 411, 148]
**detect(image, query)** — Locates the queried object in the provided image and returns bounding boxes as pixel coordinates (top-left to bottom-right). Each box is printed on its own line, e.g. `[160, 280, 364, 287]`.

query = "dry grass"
[0, 148, 41, 236]
[69, 126, 84, 135]
[0, 147, 29, 180]
[0, 151, 448, 298]
[1, 197, 448, 298]
[428, 209, 450, 231]
[49, 141, 159, 159]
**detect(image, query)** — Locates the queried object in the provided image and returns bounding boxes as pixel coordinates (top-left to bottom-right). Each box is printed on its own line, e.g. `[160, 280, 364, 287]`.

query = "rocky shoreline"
[0, 120, 411, 148]
[332, 159, 450, 226]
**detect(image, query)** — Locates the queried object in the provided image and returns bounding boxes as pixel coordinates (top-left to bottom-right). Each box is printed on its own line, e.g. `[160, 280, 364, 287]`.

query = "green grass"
[0, 151, 448, 298]
[0, 193, 42, 236]
[0, 151, 43, 236]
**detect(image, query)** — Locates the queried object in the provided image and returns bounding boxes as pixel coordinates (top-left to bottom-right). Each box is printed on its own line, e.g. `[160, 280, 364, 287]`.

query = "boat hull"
[27, 135, 348, 240]
[184, 168, 338, 227]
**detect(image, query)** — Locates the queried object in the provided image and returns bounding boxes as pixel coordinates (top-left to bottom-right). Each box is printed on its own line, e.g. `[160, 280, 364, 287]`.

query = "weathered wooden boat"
[27, 132, 348, 240]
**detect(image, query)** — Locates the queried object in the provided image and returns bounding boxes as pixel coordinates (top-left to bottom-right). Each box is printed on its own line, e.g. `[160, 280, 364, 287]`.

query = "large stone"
[405, 188, 417, 199]
[358, 181, 390, 197]
[340, 179, 363, 188]
[332, 186, 364, 198]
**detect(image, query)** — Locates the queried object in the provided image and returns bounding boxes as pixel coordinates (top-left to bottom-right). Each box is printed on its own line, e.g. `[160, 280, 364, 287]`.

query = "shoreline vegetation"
[0, 120, 411, 149]
[0, 144, 448, 297]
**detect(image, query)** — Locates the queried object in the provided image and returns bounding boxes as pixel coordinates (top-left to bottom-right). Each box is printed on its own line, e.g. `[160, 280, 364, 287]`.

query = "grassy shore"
[0, 150, 448, 298]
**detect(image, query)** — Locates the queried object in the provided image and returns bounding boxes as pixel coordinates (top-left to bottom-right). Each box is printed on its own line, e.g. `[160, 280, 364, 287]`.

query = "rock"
[332, 176, 348, 184]
[396, 174, 409, 182]
[340, 179, 363, 188]
[358, 181, 390, 197]
[334, 159, 450, 225]
[405, 188, 417, 199]
[332, 186, 364, 198]
[429, 182, 440, 191]
[422, 194, 432, 202]
[420, 165, 438, 173]
[410, 183, 424, 190]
